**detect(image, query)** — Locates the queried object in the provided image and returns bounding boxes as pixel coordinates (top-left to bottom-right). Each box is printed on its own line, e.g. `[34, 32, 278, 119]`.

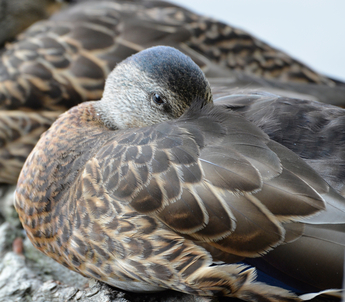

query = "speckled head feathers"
[94, 46, 212, 130]
[127, 46, 211, 102]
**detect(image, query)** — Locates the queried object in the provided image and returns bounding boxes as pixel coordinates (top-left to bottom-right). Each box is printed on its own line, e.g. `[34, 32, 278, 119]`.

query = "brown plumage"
[1, 0, 344, 112]
[0, 0, 67, 46]
[1, 0, 345, 185]
[15, 46, 345, 301]
[0, 110, 61, 183]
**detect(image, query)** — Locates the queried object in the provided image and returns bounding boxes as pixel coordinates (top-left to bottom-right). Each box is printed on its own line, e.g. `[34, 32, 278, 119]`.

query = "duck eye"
[152, 93, 165, 105]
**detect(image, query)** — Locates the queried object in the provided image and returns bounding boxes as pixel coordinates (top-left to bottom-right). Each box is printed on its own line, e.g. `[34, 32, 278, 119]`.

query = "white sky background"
[169, 0, 345, 82]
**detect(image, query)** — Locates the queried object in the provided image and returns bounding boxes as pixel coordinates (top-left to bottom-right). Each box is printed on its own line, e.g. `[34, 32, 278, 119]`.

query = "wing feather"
[90, 102, 343, 257]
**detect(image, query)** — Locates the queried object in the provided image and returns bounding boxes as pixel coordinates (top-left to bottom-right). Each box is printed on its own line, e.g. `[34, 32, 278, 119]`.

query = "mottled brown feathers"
[0, 0, 343, 112]
[0, 110, 61, 183]
[0, 0, 66, 46]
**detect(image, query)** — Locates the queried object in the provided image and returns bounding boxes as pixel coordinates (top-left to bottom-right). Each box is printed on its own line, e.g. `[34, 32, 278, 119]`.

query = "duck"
[1, 0, 345, 185]
[14, 46, 345, 301]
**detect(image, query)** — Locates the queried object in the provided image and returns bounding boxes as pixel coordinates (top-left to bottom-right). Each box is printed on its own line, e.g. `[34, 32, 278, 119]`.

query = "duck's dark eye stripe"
[153, 93, 164, 104]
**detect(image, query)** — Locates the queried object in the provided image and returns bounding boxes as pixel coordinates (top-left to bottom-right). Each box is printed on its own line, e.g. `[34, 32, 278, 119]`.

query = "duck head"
[94, 46, 213, 130]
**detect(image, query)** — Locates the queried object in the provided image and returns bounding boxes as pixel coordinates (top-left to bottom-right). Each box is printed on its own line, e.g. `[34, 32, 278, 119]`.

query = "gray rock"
[0, 186, 20, 227]
[0, 222, 21, 257]
[0, 251, 42, 302]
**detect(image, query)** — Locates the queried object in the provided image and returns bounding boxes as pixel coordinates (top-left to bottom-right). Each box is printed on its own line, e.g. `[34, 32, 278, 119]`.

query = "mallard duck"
[14, 46, 345, 301]
[1, 0, 345, 185]
[0, 0, 68, 46]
